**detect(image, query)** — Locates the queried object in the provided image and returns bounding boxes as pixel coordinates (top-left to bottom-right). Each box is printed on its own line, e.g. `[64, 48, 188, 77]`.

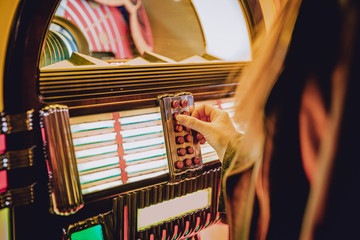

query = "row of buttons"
[175, 157, 200, 169]
[171, 99, 188, 108]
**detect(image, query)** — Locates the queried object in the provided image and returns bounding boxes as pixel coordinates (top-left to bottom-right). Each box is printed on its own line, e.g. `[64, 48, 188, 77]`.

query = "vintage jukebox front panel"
[0, 0, 273, 239]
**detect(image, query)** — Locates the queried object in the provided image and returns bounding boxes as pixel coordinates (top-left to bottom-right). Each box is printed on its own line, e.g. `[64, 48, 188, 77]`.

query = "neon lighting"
[82, 180, 122, 194]
[0, 171, 7, 193]
[0, 134, 5, 154]
[124, 206, 128, 240]
[71, 120, 114, 133]
[201, 146, 215, 154]
[0, 208, 9, 240]
[80, 168, 121, 184]
[137, 188, 211, 230]
[70, 224, 104, 240]
[127, 170, 168, 183]
[184, 221, 190, 236]
[172, 225, 178, 240]
[202, 155, 218, 163]
[162, 229, 166, 240]
[123, 137, 164, 150]
[205, 213, 211, 227]
[195, 217, 201, 232]
[126, 159, 167, 174]
[120, 113, 161, 125]
[124, 148, 166, 162]
[121, 126, 163, 138]
[77, 157, 119, 172]
[75, 145, 117, 159]
[73, 132, 116, 146]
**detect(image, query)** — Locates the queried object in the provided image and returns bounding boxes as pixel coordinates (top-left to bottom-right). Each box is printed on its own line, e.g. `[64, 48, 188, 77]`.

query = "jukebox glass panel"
[70, 97, 234, 194]
[40, 0, 252, 67]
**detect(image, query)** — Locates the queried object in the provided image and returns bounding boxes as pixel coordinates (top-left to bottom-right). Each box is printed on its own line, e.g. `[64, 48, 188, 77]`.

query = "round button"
[181, 111, 190, 116]
[200, 138, 206, 144]
[193, 157, 200, 165]
[184, 158, 192, 167]
[186, 146, 194, 154]
[177, 148, 187, 156]
[174, 124, 183, 132]
[176, 136, 185, 144]
[196, 133, 204, 140]
[184, 126, 191, 131]
[173, 112, 179, 121]
[175, 161, 184, 169]
[180, 99, 188, 108]
[172, 100, 180, 108]
[185, 134, 193, 142]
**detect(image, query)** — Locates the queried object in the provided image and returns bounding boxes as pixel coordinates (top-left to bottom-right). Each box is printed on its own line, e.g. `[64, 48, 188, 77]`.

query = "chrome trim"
[0, 146, 35, 170]
[40, 105, 83, 215]
[0, 109, 34, 134]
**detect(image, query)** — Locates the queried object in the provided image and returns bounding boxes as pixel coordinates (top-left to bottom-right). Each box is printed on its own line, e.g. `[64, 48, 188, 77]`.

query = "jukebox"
[0, 0, 277, 239]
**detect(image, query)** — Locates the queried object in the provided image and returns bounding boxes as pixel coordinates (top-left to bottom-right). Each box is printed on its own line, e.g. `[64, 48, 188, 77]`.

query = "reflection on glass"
[40, 0, 252, 67]
[137, 188, 211, 230]
[71, 98, 234, 194]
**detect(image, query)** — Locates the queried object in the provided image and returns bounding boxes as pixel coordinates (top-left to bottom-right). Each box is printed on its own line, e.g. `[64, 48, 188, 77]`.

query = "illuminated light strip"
[127, 170, 168, 183]
[113, 113, 128, 183]
[195, 217, 201, 232]
[80, 168, 121, 184]
[0, 170, 7, 193]
[202, 155, 219, 164]
[121, 126, 163, 138]
[137, 188, 211, 230]
[70, 224, 104, 240]
[124, 206, 128, 240]
[82, 179, 122, 195]
[77, 156, 119, 172]
[75, 144, 117, 159]
[124, 148, 166, 162]
[73, 133, 164, 149]
[122, 137, 164, 150]
[201, 146, 216, 154]
[126, 159, 167, 174]
[71, 120, 114, 133]
[73, 132, 116, 146]
[119, 113, 161, 125]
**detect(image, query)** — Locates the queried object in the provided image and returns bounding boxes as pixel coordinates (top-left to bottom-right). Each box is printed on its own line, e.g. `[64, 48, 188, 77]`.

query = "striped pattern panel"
[56, 0, 133, 59]
[113, 166, 221, 240]
[39, 61, 243, 103]
[70, 98, 235, 195]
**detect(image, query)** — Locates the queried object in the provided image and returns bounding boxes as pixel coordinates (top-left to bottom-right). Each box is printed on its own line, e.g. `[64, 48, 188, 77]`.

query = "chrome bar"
[40, 105, 83, 215]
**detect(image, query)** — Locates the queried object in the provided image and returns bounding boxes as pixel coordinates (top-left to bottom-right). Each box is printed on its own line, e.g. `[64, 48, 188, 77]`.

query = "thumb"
[176, 114, 210, 134]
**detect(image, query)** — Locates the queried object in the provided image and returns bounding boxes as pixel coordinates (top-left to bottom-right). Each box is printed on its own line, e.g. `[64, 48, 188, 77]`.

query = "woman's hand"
[176, 104, 240, 161]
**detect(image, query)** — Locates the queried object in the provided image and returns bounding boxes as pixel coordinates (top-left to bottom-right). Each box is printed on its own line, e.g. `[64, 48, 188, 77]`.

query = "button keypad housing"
[157, 92, 203, 181]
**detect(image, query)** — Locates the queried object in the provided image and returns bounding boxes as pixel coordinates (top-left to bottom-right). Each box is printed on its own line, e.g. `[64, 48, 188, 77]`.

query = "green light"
[71, 225, 104, 240]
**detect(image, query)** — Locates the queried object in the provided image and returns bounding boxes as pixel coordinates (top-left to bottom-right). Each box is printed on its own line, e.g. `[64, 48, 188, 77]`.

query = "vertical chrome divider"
[40, 105, 84, 215]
